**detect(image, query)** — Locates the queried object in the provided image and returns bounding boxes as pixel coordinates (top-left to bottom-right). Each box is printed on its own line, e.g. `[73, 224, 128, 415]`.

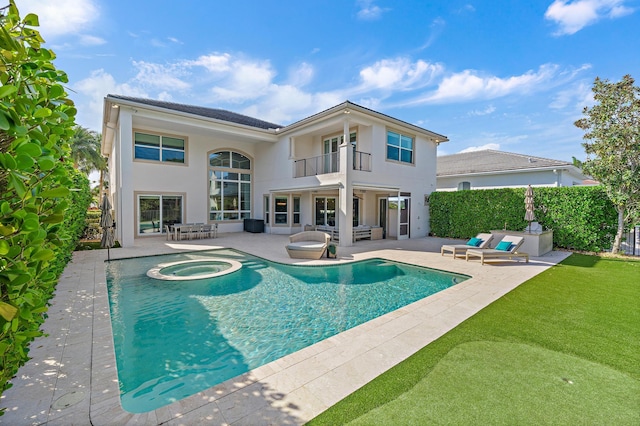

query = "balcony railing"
[294, 151, 371, 177]
[353, 151, 371, 171]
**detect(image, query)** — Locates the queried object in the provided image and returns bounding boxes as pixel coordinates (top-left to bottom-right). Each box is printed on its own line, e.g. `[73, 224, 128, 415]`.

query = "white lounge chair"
[286, 231, 331, 260]
[441, 233, 494, 259]
[465, 235, 529, 265]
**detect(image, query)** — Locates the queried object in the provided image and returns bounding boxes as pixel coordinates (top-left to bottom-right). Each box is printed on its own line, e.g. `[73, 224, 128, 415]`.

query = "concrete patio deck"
[1, 233, 571, 425]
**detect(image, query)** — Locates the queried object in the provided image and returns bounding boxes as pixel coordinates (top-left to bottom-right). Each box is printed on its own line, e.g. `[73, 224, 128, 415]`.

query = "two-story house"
[101, 96, 448, 248]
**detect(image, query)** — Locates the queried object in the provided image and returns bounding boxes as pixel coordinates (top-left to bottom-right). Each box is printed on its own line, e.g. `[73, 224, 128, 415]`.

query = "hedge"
[429, 186, 618, 252]
[0, 2, 91, 407]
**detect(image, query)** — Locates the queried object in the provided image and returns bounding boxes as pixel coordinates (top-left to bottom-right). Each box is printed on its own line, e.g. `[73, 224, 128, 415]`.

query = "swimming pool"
[106, 249, 469, 413]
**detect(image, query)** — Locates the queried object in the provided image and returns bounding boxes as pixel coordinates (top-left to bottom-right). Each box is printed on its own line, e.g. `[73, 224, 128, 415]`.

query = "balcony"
[294, 151, 371, 178]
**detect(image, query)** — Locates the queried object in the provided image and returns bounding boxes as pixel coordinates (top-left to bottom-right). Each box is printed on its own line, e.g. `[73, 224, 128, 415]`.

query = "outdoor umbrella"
[525, 185, 536, 233]
[100, 194, 115, 261]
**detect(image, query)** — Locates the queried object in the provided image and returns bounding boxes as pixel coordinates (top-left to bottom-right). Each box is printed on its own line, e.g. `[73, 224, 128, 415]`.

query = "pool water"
[106, 249, 468, 413]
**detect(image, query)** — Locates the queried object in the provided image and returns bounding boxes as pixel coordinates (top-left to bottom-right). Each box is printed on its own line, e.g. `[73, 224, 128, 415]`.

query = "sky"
[13, 0, 640, 162]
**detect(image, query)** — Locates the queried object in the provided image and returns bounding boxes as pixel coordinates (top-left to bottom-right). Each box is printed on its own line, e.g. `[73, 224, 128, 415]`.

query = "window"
[209, 151, 251, 221]
[274, 197, 288, 224]
[264, 195, 270, 225]
[458, 181, 471, 191]
[386, 130, 413, 164]
[134, 132, 185, 163]
[293, 197, 300, 225]
[315, 197, 336, 226]
[137, 194, 183, 235]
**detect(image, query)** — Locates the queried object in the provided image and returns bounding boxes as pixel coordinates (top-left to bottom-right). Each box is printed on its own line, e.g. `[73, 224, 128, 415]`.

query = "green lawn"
[309, 254, 640, 425]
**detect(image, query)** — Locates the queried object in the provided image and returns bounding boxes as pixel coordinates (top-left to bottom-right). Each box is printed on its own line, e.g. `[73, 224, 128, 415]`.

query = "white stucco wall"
[436, 168, 584, 192]
[106, 100, 442, 246]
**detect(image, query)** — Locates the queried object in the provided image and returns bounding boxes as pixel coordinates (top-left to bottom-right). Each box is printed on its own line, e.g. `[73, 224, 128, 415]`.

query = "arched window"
[208, 151, 251, 221]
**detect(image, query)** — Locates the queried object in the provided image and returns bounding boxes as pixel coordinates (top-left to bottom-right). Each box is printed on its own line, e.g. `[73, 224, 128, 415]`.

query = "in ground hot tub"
[146, 258, 242, 281]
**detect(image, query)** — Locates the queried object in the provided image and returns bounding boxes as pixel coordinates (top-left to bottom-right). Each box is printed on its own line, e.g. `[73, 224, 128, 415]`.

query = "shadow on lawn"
[561, 252, 640, 268]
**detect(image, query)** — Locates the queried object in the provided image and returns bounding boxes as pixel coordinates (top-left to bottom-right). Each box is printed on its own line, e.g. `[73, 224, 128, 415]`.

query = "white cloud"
[545, 0, 634, 35]
[356, 0, 390, 20]
[469, 105, 496, 116]
[459, 143, 501, 153]
[358, 58, 443, 91]
[209, 59, 275, 102]
[73, 69, 148, 130]
[79, 35, 106, 46]
[186, 53, 232, 73]
[287, 62, 314, 87]
[131, 61, 192, 91]
[549, 81, 593, 110]
[418, 17, 446, 50]
[17, 0, 100, 38]
[413, 64, 560, 104]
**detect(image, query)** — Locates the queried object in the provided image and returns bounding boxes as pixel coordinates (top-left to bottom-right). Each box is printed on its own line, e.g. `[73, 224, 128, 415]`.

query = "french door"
[315, 197, 337, 226]
[323, 137, 339, 173]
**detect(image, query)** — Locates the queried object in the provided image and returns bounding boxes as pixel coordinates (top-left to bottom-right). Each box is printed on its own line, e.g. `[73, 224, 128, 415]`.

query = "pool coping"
[0, 234, 572, 425]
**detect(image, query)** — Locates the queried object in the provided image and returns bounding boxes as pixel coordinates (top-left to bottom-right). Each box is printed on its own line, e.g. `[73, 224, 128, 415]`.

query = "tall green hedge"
[0, 2, 90, 405]
[429, 186, 618, 252]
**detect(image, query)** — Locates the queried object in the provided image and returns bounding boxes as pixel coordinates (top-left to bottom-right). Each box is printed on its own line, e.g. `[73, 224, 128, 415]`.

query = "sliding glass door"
[138, 194, 183, 235]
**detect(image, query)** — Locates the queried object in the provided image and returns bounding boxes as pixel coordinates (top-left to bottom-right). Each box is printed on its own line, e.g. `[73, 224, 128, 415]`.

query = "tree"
[575, 75, 640, 254]
[69, 125, 105, 174]
[69, 125, 107, 198]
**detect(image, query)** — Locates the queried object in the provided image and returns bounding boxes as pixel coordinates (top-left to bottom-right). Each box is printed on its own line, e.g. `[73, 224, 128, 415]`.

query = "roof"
[105, 95, 448, 142]
[107, 95, 282, 130]
[437, 150, 574, 177]
[279, 100, 448, 142]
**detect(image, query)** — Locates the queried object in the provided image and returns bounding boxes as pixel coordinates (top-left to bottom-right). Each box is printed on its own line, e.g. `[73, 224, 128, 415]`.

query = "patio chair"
[286, 231, 331, 260]
[465, 235, 529, 265]
[441, 233, 494, 259]
[165, 225, 175, 241]
[177, 224, 191, 241]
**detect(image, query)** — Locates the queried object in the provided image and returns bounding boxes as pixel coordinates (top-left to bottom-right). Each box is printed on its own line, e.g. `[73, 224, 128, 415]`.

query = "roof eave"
[278, 100, 449, 143]
[437, 164, 582, 178]
[104, 95, 280, 140]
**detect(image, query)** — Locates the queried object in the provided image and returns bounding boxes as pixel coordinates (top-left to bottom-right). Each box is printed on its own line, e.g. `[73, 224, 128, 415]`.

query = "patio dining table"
[168, 223, 217, 241]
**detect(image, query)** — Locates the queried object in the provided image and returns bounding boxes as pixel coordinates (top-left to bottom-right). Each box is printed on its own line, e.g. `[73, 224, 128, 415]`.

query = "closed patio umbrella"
[525, 185, 535, 233]
[100, 194, 115, 261]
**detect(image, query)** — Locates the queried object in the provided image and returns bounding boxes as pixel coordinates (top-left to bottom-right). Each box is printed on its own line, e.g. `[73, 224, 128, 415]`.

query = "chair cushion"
[467, 237, 482, 246]
[287, 241, 326, 251]
[495, 241, 513, 251]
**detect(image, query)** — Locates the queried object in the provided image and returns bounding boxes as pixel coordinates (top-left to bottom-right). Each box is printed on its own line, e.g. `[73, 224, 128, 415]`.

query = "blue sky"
[15, 0, 639, 161]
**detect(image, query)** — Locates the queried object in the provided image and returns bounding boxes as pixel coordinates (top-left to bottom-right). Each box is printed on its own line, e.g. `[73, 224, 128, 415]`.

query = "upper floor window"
[386, 131, 413, 164]
[134, 132, 185, 163]
[209, 151, 251, 221]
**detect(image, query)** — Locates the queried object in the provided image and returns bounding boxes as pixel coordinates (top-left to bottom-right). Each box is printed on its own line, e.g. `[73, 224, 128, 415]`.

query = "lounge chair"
[441, 233, 494, 259]
[465, 235, 529, 265]
[286, 231, 331, 260]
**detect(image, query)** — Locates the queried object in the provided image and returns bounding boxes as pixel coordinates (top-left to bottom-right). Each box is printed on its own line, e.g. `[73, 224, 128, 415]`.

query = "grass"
[308, 254, 640, 425]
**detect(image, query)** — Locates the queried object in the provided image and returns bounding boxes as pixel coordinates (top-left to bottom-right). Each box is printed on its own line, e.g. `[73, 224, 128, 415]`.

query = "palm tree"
[69, 125, 108, 196]
[70, 126, 105, 173]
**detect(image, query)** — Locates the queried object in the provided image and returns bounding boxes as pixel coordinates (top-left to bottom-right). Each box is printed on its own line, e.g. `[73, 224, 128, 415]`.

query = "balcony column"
[338, 117, 353, 247]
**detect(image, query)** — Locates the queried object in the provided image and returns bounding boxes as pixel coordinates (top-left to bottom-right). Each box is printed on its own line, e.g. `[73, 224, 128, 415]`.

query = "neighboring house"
[436, 150, 588, 191]
[101, 96, 448, 248]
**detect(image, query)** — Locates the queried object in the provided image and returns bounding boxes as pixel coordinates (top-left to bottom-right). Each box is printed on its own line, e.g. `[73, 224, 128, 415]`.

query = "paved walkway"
[1, 234, 570, 425]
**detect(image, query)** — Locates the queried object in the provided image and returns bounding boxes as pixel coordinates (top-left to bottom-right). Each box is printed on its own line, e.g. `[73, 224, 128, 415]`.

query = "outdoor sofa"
[465, 235, 529, 265]
[441, 233, 494, 258]
[286, 231, 331, 260]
